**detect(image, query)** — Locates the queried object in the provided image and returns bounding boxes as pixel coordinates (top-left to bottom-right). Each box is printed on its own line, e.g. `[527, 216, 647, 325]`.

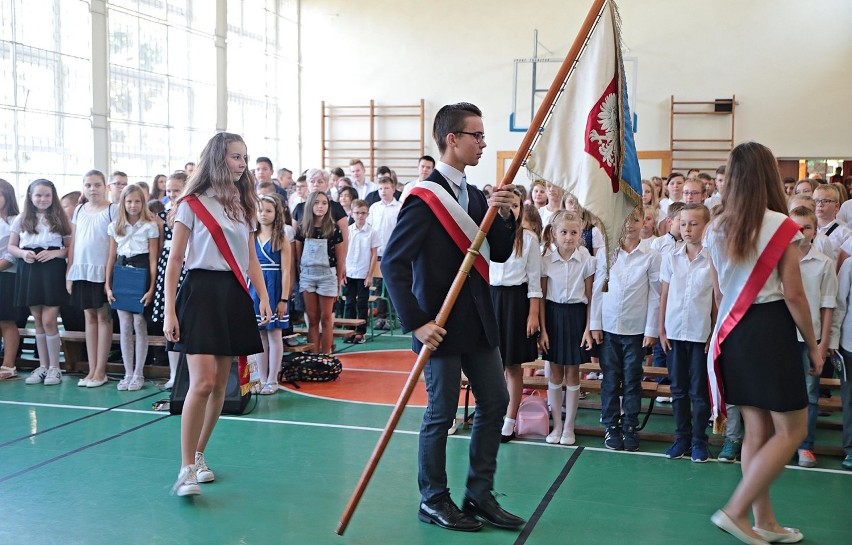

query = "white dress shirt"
[590, 242, 662, 336]
[0, 215, 17, 271]
[541, 245, 595, 304]
[797, 246, 837, 343]
[353, 179, 378, 200]
[490, 230, 544, 299]
[660, 245, 714, 342]
[108, 220, 159, 257]
[817, 220, 851, 260]
[838, 199, 852, 227]
[345, 222, 380, 279]
[434, 161, 465, 199]
[650, 232, 684, 255]
[367, 198, 401, 257]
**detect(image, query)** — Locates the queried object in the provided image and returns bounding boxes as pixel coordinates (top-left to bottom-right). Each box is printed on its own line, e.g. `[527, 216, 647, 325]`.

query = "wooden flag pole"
[335, 0, 607, 535]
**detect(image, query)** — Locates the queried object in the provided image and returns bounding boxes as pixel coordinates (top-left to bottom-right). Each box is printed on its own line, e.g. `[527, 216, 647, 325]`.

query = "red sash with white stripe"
[408, 183, 490, 282]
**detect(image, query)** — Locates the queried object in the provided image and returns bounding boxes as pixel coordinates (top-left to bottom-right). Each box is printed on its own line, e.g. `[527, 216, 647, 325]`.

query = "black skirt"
[168, 269, 263, 357]
[70, 280, 108, 310]
[14, 257, 68, 307]
[719, 299, 807, 412]
[543, 301, 589, 366]
[490, 284, 538, 367]
[0, 272, 20, 320]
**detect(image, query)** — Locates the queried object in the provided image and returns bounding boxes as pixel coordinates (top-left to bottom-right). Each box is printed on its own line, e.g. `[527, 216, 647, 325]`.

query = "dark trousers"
[667, 339, 710, 446]
[600, 332, 645, 428]
[343, 277, 369, 334]
[419, 346, 508, 503]
[838, 349, 852, 455]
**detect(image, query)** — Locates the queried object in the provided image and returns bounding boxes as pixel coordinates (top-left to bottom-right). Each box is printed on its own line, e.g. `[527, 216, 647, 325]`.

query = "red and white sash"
[407, 181, 491, 282]
[707, 211, 801, 432]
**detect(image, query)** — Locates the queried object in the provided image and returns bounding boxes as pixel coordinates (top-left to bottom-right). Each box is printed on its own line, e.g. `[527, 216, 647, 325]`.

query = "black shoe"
[462, 494, 525, 529]
[622, 425, 640, 452]
[604, 425, 623, 450]
[418, 496, 482, 532]
[500, 432, 516, 444]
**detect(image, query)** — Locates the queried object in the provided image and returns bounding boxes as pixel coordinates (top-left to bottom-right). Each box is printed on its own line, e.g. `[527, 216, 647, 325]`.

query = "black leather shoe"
[462, 494, 525, 529]
[418, 496, 483, 532]
[500, 432, 516, 444]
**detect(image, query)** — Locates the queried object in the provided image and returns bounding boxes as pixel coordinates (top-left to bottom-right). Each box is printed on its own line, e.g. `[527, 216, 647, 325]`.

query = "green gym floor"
[1, 332, 850, 545]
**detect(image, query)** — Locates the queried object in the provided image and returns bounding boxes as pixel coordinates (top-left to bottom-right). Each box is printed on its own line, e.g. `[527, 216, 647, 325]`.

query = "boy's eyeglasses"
[814, 198, 837, 205]
[455, 131, 485, 144]
[682, 190, 703, 196]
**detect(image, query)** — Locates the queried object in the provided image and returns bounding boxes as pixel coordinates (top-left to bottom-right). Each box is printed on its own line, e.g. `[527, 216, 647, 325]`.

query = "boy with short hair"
[789, 206, 837, 467]
[652, 201, 686, 246]
[682, 179, 706, 205]
[368, 177, 402, 329]
[813, 183, 851, 261]
[344, 200, 380, 344]
[659, 204, 715, 462]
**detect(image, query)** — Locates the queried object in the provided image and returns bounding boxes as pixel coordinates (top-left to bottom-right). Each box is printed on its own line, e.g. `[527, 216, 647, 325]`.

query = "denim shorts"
[299, 267, 338, 297]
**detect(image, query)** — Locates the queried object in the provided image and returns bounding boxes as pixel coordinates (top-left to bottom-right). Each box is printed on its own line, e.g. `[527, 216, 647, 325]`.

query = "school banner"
[526, 0, 642, 256]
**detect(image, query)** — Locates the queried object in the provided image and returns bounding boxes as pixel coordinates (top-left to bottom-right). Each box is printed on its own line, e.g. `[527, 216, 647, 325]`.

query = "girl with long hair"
[164, 132, 271, 496]
[0, 179, 22, 379]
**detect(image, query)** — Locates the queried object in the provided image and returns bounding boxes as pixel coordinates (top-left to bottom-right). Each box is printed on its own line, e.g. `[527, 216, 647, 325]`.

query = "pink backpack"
[515, 391, 550, 438]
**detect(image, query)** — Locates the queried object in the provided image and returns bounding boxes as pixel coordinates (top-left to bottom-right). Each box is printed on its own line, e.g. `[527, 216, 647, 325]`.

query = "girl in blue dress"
[251, 194, 291, 394]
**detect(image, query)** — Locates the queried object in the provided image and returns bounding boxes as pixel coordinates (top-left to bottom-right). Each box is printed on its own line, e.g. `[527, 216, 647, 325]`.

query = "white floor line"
[3, 399, 850, 476]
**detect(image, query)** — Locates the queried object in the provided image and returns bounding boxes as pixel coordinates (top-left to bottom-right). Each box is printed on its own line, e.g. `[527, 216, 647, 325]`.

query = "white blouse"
[540, 245, 595, 304]
[704, 210, 802, 305]
[68, 203, 116, 283]
[11, 214, 66, 251]
[108, 220, 159, 257]
[490, 230, 544, 299]
[174, 191, 251, 274]
[1, 215, 18, 273]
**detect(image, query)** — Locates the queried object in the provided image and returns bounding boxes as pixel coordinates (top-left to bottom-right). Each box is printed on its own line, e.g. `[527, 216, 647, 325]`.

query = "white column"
[215, 0, 227, 131]
[90, 0, 110, 170]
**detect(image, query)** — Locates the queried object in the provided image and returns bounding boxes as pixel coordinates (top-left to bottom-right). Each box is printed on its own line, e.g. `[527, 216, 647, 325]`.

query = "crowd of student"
[496, 166, 852, 472]
[0, 156, 435, 394]
[1, 158, 851, 473]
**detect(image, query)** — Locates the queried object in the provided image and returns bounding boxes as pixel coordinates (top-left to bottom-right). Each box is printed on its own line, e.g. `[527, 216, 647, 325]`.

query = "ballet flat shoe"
[752, 526, 804, 544]
[711, 510, 770, 545]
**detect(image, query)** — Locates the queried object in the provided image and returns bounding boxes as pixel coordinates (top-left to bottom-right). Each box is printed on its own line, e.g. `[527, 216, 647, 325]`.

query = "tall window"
[108, 0, 217, 179]
[227, 0, 298, 172]
[0, 0, 93, 197]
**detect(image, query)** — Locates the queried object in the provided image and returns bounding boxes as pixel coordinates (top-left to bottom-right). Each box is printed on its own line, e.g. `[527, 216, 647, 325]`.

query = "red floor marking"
[280, 350, 471, 407]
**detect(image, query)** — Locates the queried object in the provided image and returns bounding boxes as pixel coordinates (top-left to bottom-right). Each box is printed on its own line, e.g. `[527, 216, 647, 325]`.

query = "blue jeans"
[419, 346, 508, 503]
[667, 340, 710, 445]
[798, 342, 821, 451]
[600, 332, 645, 428]
[652, 342, 670, 384]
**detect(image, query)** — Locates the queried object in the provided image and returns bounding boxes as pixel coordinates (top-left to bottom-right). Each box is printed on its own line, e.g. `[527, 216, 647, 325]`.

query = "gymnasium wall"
[298, 0, 852, 186]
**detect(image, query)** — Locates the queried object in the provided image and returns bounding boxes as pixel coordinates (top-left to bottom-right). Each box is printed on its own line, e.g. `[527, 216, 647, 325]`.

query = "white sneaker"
[128, 375, 144, 391]
[655, 396, 672, 403]
[194, 452, 215, 483]
[117, 376, 131, 391]
[25, 367, 48, 384]
[43, 368, 62, 386]
[172, 464, 200, 496]
[0, 366, 17, 380]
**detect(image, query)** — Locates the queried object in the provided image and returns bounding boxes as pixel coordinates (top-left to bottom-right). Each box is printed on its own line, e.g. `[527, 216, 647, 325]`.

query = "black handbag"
[169, 351, 256, 415]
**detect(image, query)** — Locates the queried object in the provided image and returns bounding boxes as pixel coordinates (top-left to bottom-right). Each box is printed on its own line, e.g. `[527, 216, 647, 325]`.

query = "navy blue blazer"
[380, 170, 515, 356]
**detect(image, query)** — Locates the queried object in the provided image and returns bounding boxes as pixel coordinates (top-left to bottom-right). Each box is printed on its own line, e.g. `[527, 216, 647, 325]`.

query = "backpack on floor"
[515, 391, 550, 438]
[169, 351, 256, 415]
[279, 353, 343, 384]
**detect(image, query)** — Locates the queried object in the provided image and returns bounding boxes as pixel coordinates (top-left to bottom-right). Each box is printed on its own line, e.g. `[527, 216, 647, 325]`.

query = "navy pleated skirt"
[543, 301, 589, 366]
[490, 283, 538, 367]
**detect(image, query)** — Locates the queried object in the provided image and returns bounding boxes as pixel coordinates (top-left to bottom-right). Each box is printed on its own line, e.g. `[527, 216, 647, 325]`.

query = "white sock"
[34, 333, 48, 369]
[547, 383, 564, 431]
[501, 416, 516, 436]
[563, 384, 581, 438]
[46, 334, 61, 369]
[167, 351, 180, 382]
